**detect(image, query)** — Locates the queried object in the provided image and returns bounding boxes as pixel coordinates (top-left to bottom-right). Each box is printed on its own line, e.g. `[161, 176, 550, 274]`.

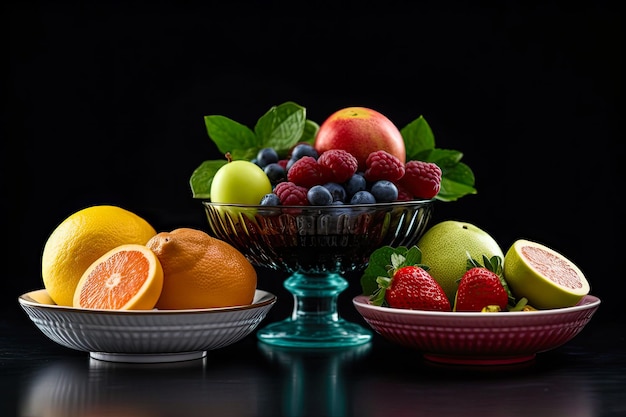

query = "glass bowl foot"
[257, 272, 372, 348]
[257, 319, 372, 348]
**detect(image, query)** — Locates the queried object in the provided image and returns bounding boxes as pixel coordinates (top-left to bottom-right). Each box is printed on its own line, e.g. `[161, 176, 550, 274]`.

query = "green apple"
[417, 220, 504, 304]
[210, 160, 272, 205]
[314, 107, 406, 171]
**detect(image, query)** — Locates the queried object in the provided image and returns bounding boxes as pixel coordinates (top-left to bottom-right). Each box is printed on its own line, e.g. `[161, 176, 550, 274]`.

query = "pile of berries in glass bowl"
[254, 143, 442, 207]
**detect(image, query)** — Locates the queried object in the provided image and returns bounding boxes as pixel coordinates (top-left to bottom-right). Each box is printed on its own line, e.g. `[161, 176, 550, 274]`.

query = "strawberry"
[382, 266, 451, 311]
[366, 246, 450, 311]
[453, 262, 509, 312]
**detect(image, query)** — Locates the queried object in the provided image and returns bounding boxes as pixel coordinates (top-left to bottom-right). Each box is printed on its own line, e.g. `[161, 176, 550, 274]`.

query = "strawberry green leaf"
[370, 276, 392, 306]
[466, 253, 515, 306]
[361, 246, 398, 296]
[508, 297, 529, 311]
[403, 246, 424, 269]
[360, 245, 423, 296]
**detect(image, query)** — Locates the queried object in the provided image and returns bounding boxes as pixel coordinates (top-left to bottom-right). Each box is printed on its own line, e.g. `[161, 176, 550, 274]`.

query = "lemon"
[42, 205, 157, 306]
[504, 239, 590, 309]
[416, 220, 504, 303]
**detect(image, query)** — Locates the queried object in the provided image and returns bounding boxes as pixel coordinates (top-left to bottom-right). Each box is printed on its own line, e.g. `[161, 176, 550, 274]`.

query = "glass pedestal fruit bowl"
[202, 199, 434, 348]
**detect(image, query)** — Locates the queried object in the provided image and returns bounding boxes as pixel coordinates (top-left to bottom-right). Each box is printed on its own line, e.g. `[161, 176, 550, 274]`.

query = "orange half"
[73, 244, 164, 310]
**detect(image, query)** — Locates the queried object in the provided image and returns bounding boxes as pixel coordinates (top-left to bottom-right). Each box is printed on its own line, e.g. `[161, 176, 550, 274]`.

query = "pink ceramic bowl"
[353, 294, 601, 365]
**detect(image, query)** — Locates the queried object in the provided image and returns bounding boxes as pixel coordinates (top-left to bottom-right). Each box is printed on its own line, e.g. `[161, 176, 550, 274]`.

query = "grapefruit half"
[504, 239, 590, 309]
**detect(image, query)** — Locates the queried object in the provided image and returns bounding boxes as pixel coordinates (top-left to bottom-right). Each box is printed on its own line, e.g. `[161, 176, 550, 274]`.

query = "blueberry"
[264, 163, 286, 184]
[350, 190, 376, 205]
[345, 173, 367, 197]
[290, 143, 319, 161]
[307, 185, 334, 206]
[260, 193, 281, 206]
[256, 147, 279, 168]
[370, 180, 398, 203]
[323, 182, 347, 203]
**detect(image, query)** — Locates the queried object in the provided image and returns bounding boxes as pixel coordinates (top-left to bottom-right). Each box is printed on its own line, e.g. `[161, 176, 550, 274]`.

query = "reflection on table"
[350, 360, 598, 417]
[16, 337, 607, 417]
[258, 342, 372, 417]
[20, 355, 271, 417]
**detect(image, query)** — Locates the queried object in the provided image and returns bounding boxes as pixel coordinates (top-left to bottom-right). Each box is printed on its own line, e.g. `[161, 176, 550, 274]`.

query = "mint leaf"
[205, 115, 257, 157]
[438, 177, 477, 202]
[300, 119, 320, 144]
[189, 159, 228, 199]
[438, 163, 477, 201]
[424, 148, 464, 167]
[401, 118, 477, 202]
[401, 115, 435, 158]
[254, 101, 307, 154]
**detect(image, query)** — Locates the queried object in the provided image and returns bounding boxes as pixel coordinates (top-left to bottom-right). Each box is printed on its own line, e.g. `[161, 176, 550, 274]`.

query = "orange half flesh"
[73, 244, 164, 310]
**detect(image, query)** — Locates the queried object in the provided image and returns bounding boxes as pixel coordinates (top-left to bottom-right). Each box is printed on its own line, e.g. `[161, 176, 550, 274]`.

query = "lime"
[210, 160, 272, 205]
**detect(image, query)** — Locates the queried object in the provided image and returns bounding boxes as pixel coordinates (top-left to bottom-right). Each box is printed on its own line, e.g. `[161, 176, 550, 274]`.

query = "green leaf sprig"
[189, 102, 477, 201]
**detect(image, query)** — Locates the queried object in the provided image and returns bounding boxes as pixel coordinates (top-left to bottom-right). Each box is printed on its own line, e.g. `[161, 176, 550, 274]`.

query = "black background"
[5, 1, 623, 323]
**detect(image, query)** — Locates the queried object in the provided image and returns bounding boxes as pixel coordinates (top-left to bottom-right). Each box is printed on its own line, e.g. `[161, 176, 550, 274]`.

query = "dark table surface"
[3, 294, 625, 417]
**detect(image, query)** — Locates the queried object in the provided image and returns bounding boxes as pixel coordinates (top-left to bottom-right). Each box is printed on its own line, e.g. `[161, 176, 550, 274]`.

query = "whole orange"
[146, 228, 257, 309]
[314, 107, 406, 171]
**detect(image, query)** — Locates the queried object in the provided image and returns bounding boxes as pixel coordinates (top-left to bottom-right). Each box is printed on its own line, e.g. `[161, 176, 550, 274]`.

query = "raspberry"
[364, 150, 405, 182]
[396, 183, 414, 201]
[274, 181, 309, 206]
[317, 149, 358, 183]
[287, 156, 330, 188]
[399, 160, 442, 199]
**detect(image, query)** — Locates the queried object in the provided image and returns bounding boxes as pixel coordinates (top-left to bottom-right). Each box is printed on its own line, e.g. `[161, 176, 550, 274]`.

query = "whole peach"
[314, 107, 406, 171]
